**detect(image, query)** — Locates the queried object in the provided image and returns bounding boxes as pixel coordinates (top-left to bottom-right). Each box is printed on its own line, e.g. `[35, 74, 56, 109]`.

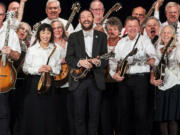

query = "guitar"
[116, 48, 138, 77]
[53, 2, 80, 87]
[18, 0, 28, 22]
[0, 11, 17, 93]
[99, 3, 122, 25]
[65, 2, 81, 31]
[70, 52, 114, 81]
[154, 37, 174, 81]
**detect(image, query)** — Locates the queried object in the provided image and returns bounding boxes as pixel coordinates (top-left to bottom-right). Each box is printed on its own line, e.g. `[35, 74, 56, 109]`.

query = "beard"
[80, 21, 93, 31]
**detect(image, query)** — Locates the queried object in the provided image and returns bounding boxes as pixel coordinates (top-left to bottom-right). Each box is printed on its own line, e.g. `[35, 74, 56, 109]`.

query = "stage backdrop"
[1, 0, 179, 28]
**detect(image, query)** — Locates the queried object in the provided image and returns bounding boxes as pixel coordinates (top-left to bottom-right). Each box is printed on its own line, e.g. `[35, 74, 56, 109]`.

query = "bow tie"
[83, 31, 93, 37]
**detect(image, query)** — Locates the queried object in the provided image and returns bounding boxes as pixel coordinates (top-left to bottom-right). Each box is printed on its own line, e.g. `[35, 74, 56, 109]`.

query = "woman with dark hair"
[21, 23, 62, 135]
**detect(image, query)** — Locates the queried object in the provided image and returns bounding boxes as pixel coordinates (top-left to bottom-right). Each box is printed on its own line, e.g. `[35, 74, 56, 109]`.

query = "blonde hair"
[160, 25, 176, 45]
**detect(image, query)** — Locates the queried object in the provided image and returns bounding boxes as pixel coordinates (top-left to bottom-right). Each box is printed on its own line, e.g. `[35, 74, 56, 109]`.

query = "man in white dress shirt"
[154, 1, 180, 40]
[40, 0, 74, 34]
[110, 16, 158, 135]
[0, 3, 21, 135]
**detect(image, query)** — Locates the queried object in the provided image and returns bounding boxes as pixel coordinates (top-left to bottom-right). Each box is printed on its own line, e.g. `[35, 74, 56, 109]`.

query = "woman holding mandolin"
[21, 23, 62, 135]
[151, 25, 180, 135]
[51, 20, 70, 135]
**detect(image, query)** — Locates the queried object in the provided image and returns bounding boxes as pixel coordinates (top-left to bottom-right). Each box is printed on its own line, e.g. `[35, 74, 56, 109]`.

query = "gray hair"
[46, 0, 60, 8]
[146, 16, 160, 27]
[165, 2, 180, 13]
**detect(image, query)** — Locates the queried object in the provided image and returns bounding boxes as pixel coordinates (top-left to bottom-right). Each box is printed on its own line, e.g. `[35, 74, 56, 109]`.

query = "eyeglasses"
[132, 13, 145, 17]
[90, 8, 104, 12]
[19, 27, 29, 33]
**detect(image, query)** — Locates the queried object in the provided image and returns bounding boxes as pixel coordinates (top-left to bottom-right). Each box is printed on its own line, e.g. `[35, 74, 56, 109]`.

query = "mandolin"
[65, 2, 80, 31]
[116, 34, 140, 77]
[70, 52, 114, 81]
[154, 37, 174, 81]
[37, 45, 56, 94]
[54, 63, 69, 87]
[116, 48, 138, 77]
[140, 0, 164, 30]
[99, 3, 122, 25]
[0, 11, 17, 93]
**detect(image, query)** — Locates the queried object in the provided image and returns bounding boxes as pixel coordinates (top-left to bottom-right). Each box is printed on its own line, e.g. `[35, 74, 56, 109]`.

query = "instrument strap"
[46, 44, 57, 65]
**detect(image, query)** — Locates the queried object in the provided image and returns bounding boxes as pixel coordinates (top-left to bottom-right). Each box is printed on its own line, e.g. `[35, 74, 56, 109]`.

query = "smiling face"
[106, 25, 121, 39]
[39, 28, 52, 45]
[166, 5, 180, 24]
[8, 2, 19, 18]
[161, 26, 174, 45]
[89, 1, 104, 23]
[46, 1, 61, 20]
[125, 19, 140, 40]
[51, 21, 63, 39]
[79, 10, 94, 31]
[17, 23, 30, 41]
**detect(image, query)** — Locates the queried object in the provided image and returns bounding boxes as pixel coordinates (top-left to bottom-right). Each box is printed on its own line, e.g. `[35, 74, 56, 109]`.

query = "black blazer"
[65, 30, 108, 91]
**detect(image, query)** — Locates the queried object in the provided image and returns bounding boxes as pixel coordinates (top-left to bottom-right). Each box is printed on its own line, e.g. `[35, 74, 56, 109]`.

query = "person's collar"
[83, 29, 94, 37]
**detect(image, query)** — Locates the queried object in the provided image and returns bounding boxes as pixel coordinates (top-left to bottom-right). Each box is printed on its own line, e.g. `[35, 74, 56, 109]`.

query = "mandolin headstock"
[71, 2, 81, 13]
[111, 2, 122, 12]
[6, 11, 15, 20]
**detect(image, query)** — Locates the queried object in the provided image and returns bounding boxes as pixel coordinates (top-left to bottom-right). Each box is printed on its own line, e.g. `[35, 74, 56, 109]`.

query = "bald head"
[132, 6, 146, 24]
[8, 1, 19, 18]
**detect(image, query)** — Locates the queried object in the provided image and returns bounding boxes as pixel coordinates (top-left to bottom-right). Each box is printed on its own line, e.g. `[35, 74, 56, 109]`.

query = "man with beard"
[65, 10, 107, 135]
[155, 2, 180, 40]
[145, 16, 160, 46]
[75, 0, 105, 32]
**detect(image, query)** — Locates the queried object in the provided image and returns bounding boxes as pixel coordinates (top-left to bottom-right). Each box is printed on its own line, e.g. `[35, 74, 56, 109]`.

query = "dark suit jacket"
[65, 30, 108, 91]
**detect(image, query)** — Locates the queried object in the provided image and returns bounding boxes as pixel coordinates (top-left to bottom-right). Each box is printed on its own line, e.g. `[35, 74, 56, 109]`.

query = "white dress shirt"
[156, 41, 180, 91]
[83, 30, 94, 57]
[109, 34, 158, 77]
[0, 22, 21, 53]
[23, 42, 62, 75]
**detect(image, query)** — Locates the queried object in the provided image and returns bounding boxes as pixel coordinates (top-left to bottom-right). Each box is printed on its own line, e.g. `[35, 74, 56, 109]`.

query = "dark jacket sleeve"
[65, 33, 80, 68]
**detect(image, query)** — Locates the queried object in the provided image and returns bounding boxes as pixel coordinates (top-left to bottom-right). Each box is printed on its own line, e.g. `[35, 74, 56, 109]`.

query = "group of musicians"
[0, 0, 180, 135]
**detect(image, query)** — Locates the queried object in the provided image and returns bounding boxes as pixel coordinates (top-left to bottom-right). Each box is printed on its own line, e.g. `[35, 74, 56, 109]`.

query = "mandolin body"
[54, 63, 69, 86]
[0, 57, 17, 93]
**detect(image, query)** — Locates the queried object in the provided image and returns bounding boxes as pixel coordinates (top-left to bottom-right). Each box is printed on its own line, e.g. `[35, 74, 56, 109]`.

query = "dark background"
[1, 0, 179, 28]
